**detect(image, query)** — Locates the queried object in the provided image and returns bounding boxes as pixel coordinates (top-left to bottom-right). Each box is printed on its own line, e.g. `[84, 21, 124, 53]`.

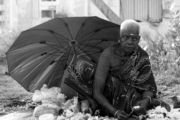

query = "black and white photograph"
[0, 0, 180, 120]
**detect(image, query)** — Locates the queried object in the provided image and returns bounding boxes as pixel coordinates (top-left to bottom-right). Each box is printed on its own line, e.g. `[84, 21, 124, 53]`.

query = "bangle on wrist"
[114, 110, 120, 117]
[144, 96, 152, 104]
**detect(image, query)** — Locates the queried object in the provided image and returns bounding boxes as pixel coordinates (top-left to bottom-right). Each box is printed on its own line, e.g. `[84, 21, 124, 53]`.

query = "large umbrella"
[6, 16, 120, 93]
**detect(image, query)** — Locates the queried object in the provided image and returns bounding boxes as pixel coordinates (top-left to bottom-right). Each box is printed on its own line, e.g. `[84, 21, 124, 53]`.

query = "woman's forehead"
[120, 21, 140, 35]
[121, 27, 139, 36]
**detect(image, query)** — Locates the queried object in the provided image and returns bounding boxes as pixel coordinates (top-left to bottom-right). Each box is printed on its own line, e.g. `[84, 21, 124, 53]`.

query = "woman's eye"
[133, 38, 138, 41]
[124, 35, 130, 39]
[133, 37, 139, 41]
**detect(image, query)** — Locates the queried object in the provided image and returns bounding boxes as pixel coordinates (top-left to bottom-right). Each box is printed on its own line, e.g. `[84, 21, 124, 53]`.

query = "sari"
[64, 54, 96, 99]
[64, 45, 168, 118]
[94, 45, 157, 116]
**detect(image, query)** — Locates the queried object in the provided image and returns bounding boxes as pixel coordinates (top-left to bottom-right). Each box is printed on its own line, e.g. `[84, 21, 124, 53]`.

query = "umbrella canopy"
[6, 16, 120, 92]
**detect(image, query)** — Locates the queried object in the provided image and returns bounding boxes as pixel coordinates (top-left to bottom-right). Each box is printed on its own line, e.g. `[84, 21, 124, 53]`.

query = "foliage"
[138, 0, 180, 80]
[170, 0, 180, 40]
[171, 9, 180, 34]
[139, 29, 180, 90]
[55, 9, 70, 18]
[0, 30, 21, 55]
[162, 0, 174, 10]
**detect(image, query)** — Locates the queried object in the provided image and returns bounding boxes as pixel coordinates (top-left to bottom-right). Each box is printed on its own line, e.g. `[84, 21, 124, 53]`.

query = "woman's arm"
[142, 90, 155, 104]
[134, 51, 157, 113]
[137, 50, 157, 99]
[93, 48, 117, 115]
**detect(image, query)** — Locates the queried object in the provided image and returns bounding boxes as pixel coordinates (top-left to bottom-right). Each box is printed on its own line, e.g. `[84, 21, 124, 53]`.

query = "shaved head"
[118, 20, 141, 55]
[120, 19, 140, 36]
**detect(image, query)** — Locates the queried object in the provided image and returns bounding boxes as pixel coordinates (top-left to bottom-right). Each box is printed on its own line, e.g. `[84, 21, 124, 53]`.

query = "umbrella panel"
[6, 16, 120, 92]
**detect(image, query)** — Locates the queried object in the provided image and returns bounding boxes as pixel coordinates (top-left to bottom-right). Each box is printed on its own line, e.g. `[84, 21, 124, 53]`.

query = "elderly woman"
[65, 19, 170, 120]
[93, 20, 154, 119]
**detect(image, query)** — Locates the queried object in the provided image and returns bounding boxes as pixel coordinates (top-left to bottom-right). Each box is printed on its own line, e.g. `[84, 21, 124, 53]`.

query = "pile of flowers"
[139, 106, 180, 120]
[32, 85, 180, 120]
[32, 85, 118, 120]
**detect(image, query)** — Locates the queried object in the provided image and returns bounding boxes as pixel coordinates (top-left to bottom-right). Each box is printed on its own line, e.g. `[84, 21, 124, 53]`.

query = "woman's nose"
[127, 37, 133, 44]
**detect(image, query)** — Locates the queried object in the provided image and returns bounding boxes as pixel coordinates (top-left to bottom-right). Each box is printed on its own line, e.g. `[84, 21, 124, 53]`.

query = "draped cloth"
[64, 54, 96, 99]
[64, 45, 157, 117]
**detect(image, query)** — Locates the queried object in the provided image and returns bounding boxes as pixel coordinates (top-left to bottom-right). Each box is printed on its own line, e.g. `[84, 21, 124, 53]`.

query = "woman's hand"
[115, 110, 128, 120]
[133, 98, 149, 115]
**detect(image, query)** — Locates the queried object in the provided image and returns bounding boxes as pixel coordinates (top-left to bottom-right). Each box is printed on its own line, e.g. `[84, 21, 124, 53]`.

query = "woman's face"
[120, 28, 140, 54]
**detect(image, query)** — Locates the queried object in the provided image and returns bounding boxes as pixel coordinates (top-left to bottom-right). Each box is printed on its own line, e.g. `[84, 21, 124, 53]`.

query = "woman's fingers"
[133, 106, 141, 113]
[133, 106, 146, 115]
[94, 109, 100, 116]
[116, 111, 128, 119]
[121, 111, 128, 115]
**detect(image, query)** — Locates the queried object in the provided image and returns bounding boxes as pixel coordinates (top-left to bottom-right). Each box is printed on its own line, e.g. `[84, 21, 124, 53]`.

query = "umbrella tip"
[4, 72, 10, 76]
[95, 29, 100, 32]
[91, 59, 96, 63]
[48, 30, 54, 34]
[101, 39, 108, 41]
[39, 41, 46, 44]
[50, 60, 55, 65]
[41, 52, 47, 56]
[64, 64, 68, 70]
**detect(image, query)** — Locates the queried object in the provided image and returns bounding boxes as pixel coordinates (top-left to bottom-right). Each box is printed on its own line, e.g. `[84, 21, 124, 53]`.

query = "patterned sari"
[64, 45, 159, 117]
[64, 54, 96, 99]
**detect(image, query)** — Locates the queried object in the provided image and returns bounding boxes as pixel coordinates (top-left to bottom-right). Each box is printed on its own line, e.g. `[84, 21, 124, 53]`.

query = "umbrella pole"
[72, 42, 80, 98]
[72, 44, 76, 55]
[71, 40, 77, 55]
[66, 40, 77, 65]
[66, 40, 79, 98]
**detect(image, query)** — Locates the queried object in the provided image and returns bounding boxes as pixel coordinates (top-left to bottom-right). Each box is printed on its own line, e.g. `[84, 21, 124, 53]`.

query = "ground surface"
[0, 64, 33, 116]
[0, 63, 179, 117]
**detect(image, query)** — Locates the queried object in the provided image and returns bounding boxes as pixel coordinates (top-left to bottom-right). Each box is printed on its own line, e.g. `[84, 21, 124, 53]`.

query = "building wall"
[87, 0, 162, 23]
[0, 0, 11, 30]
[0, 0, 31, 31]
[88, 0, 120, 21]
[68, 0, 89, 17]
[0, 0, 19, 31]
[0, 0, 168, 32]
[31, 0, 59, 28]
[120, 0, 162, 22]
[88, 0, 171, 41]
[16, 0, 32, 30]
[0, 0, 6, 28]
[31, 0, 70, 28]
[0, 0, 71, 30]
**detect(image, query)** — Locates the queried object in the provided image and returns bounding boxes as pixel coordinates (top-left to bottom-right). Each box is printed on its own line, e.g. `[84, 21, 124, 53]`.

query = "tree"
[55, 10, 70, 18]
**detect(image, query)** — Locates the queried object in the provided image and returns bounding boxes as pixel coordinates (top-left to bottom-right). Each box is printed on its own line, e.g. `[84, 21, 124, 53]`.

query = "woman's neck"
[119, 47, 133, 57]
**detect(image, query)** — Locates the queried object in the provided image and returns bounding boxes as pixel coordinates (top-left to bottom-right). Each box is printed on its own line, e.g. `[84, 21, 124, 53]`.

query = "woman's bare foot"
[151, 99, 171, 112]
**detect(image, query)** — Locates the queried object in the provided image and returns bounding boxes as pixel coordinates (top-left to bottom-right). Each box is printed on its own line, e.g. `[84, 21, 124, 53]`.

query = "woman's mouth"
[125, 46, 134, 50]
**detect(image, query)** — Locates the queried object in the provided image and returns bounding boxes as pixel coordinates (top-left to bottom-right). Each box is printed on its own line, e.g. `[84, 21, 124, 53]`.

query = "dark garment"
[95, 45, 157, 93]
[64, 54, 142, 116]
[64, 45, 168, 118]
[64, 54, 96, 98]
[96, 46, 155, 116]
[103, 77, 142, 115]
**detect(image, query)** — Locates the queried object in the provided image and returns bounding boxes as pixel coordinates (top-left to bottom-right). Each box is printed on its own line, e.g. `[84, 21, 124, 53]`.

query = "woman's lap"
[64, 56, 170, 118]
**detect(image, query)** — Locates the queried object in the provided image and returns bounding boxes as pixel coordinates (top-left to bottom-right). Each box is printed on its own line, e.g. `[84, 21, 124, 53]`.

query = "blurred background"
[0, 0, 180, 75]
[0, 0, 180, 106]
